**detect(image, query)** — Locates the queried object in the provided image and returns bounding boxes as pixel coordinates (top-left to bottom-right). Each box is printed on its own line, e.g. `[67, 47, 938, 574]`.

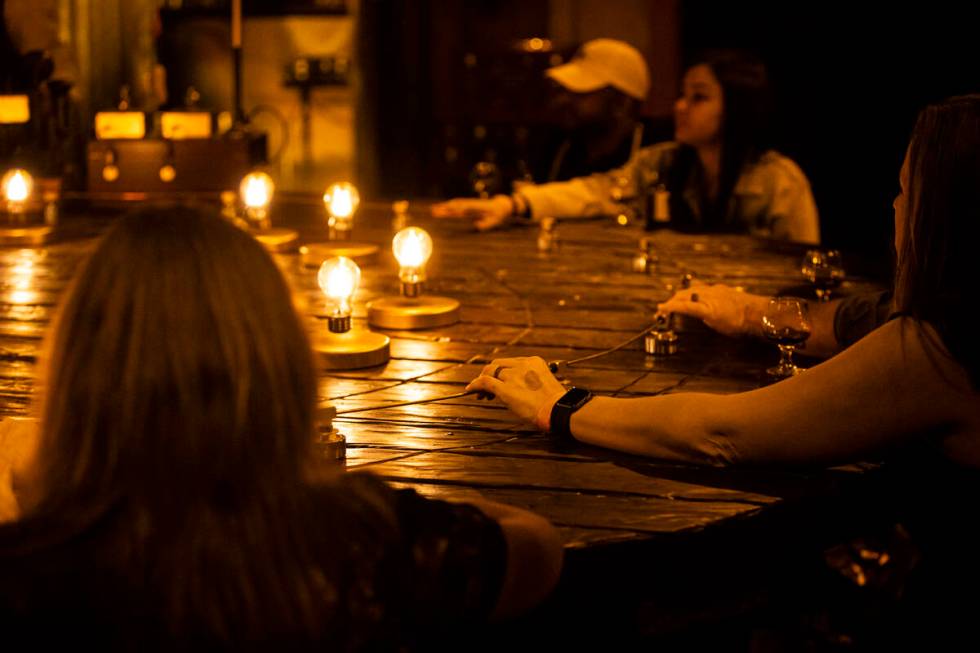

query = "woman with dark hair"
[0, 206, 562, 649]
[433, 49, 820, 244]
[468, 94, 980, 644]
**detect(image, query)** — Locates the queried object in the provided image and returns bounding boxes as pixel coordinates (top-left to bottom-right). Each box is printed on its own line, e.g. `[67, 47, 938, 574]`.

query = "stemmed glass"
[761, 297, 812, 378]
[469, 161, 501, 199]
[801, 249, 845, 302]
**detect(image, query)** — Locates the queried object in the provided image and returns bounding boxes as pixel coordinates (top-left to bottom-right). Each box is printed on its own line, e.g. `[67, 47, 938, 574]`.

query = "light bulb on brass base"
[367, 227, 460, 330]
[239, 172, 298, 252]
[311, 256, 390, 370]
[300, 182, 379, 267]
[0, 169, 53, 246]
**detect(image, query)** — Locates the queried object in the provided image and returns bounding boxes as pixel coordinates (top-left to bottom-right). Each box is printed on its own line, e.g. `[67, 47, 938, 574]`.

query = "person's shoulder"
[634, 141, 681, 170]
[639, 140, 681, 157]
[753, 150, 812, 188]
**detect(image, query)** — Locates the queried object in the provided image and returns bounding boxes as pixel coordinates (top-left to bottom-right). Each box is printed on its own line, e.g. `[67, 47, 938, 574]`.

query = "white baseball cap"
[546, 38, 650, 101]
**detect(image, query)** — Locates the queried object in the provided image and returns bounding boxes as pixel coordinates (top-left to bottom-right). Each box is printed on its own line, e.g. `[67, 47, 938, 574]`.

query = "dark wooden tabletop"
[1, 197, 888, 637]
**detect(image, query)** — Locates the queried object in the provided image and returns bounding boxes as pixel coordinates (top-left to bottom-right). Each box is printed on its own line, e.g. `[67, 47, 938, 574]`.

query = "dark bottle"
[643, 171, 670, 231]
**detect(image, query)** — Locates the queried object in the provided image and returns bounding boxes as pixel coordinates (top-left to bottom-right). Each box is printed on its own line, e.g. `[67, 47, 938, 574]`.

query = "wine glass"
[801, 249, 845, 302]
[761, 297, 812, 378]
[469, 161, 501, 199]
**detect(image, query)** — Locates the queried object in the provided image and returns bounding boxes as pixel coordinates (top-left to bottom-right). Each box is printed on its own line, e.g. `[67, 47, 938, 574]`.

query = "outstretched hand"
[430, 195, 513, 231]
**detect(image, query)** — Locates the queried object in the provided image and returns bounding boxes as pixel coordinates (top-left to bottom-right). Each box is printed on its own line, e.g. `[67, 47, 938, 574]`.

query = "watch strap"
[549, 387, 593, 440]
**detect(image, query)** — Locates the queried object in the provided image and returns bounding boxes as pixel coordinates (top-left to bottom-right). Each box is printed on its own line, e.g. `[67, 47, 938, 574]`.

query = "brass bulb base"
[328, 314, 351, 333]
[299, 241, 379, 267]
[328, 225, 352, 241]
[313, 427, 346, 462]
[644, 328, 677, 356]
[367, 295, 460, 330]
[253, 227, 299, 252]
[0, 223, 54, 246]
[400, 281, 423, 298]
[312, 329, 390, 370]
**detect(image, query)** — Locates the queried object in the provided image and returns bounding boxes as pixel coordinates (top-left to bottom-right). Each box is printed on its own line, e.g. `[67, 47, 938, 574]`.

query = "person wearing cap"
[433, 49, 820, 244]
[540, 38, 652, 183]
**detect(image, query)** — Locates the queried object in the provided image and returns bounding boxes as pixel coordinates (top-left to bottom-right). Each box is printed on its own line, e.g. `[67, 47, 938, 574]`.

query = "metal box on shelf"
[86, 132, 267, 195]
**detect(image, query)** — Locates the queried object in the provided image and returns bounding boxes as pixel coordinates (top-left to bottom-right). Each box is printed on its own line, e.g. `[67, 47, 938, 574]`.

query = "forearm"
[520, 174, 618, 219]
[0, 466, 18, 523]
[467, 498, 563, 620]
[799, 298, 843, 358]
[569, 395, 741, 466]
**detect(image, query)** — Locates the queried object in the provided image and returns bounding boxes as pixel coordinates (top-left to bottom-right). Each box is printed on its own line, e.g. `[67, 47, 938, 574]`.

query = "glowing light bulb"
[324, 182, 360, 219]
[318, 256, 361, 333]
[240, 172, 274, 210]
[323, 182, 360, 240]
[239, 172, 275, 230]
[392, 227, 433, 296]
[2, 169, 33, 207]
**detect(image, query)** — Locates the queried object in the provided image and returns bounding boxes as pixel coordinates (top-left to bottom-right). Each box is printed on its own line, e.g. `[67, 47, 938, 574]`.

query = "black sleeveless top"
[0, 472, 507, 650]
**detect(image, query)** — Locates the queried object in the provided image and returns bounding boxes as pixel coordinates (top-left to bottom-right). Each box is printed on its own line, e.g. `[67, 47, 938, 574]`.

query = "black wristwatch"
[550, 387, 594, 440]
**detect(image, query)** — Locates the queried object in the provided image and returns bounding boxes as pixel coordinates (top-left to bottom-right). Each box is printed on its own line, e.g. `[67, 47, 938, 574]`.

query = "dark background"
[359, 1, 980, 280]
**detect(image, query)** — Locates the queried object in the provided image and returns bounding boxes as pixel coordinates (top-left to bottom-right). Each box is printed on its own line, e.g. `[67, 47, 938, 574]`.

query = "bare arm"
[656, 282, 844, 358]
[0, 417, 39, 522]
[464, 498, 563, 621]
[467, 320, 978, 468]
[570, 319, 976, 466]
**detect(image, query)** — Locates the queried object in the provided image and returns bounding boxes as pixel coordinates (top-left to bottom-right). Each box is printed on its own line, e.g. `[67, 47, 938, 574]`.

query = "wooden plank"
[364, 451, 781, 505]
[391, 482, 761, 535]
[338, 420, 517, 450]
[0, 202, 885, 561]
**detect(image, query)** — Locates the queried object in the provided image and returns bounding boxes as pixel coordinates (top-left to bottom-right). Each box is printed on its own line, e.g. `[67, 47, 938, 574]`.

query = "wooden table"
[0, 198, 888, 642]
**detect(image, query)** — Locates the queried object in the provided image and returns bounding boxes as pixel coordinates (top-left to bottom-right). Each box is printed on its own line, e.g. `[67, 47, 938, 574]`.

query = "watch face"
[558, 387, 591, 408]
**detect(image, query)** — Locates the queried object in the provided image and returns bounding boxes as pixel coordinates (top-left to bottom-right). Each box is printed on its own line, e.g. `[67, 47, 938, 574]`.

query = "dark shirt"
[0, 472, 507, 650]
[833, 290, 894, 348]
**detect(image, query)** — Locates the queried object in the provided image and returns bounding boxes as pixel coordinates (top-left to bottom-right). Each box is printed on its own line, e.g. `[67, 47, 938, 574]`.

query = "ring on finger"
[690, 292, 700, 302]
[492, 365, 508, 380]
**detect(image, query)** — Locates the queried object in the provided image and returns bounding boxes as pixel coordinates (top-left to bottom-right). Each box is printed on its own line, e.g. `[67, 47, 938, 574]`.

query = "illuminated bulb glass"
[240, 171, 274, 210]
[323, 182, 360, 219]
[2, 169, 33, 203]
[393, 227, 432, 271]
[318, 256, 361, 318]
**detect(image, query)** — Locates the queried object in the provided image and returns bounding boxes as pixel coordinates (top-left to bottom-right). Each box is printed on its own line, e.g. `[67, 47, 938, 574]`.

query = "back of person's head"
[689, 48, 773, 160]
[34, 205, 319, 512]
[9, 205, 367, 643]
[895, 94, 980, 386]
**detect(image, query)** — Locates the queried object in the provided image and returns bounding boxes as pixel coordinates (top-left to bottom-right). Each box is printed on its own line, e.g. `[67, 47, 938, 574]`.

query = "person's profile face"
[674, 64, 724, 147]
[893, 149, 910, 254]
[551, 83, 613, 130]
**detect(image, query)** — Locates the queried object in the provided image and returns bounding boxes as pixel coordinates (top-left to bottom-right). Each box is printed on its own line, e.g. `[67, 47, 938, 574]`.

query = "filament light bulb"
[3, 169, 33, 206]
[324, 182, 360, 240]
[324, 182, 360, 219]
[392, 227, 432, 296]
[240, 172, 274, 210]
[318, 256, 361, 333]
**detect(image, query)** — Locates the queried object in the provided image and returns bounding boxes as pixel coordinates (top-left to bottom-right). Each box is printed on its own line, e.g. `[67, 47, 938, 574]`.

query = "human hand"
[656, 282, 767, 337]
[430, 195, 513, 231]
[466, 357, 567, 430]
